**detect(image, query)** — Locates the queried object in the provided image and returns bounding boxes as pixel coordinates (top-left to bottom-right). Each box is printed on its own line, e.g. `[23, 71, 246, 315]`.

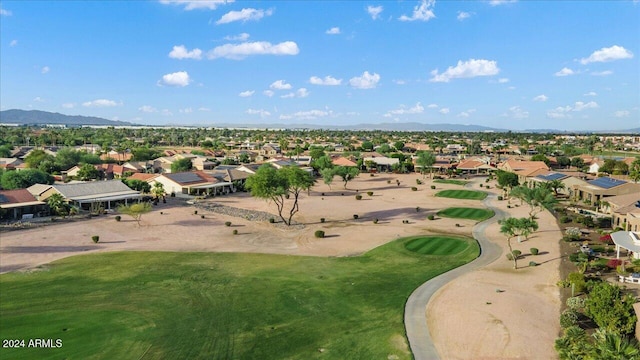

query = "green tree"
[333, 166, 359, 189]
[496, 170, 519, 189]
[132, 147, 161, 161]
[510, 186, 556, 220]
[1, 169, 53, 189]
[117, 202, 152, 227]
[557, 156, 571, 168]
[171, 158, 193, 173]
[500, 217, 524, 269]
[590, 329, 640, 360]
[46, 193, 69, 217]
[570, 157, 585, 169]
[151, 182, 165, 200]
[584, 282, 637, 336]
[312, 155, 333, 171]
[309, 146, 326, 161]
[124, 179, 151, 193]
[629, 158, 640, 183]
[393, 141, 405, 151]
[361, 141, 374, 151]
[555, 326, 591, 360]
[77, 164, 100, 181]
[544, 179, 565, 196]
[24, 149, 55, 169]
[320, 168, 335, 189]
[531, 154, 550, 166]
[54, 148, 82, 170]
[0, 144, 13, 157]
[415, 151, 436, 179]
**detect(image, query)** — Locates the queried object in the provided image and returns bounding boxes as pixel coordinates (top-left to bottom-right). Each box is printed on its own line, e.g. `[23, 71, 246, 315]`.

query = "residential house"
[331, 156, 358, 167]
[100, 150, 132, 163]
[0, 188, 47, 221]
[527, 172, 589, 197]
[573, 177, 640, 206]
[152, 171, 233, 197]
[498, 159, 550, 183]
[363, 156, 399, 172]
[604, 193, 640, 231]
[456, 157, 496, 175]
[35, 180, 142, 212]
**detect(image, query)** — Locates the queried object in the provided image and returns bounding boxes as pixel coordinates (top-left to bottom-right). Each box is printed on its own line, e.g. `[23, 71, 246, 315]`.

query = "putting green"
[433, 179, 468, 186]
[404, 236, 471, 255]
[437, 207, 494, 221]
[435, 189, 487, 200]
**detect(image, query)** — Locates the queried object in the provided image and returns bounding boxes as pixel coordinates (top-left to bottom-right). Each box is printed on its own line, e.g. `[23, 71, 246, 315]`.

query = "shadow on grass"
[359, 207, 433, 221]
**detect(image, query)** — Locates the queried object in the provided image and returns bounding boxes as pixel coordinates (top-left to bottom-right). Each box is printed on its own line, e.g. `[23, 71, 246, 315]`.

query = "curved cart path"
[404, 191, 507, 360]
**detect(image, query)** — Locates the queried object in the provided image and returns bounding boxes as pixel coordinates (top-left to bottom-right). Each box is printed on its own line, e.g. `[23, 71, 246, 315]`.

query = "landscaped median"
[0, 236, 479, 360]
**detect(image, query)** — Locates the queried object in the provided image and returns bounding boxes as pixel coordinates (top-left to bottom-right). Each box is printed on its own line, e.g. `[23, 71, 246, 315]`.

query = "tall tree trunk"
[507, 237, 517, 269]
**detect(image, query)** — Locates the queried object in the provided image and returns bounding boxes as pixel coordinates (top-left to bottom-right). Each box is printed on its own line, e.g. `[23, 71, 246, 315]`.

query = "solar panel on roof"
[168, 172, 203, 184]
[588, 177, 627, 189]
[537, 173, 566, 181]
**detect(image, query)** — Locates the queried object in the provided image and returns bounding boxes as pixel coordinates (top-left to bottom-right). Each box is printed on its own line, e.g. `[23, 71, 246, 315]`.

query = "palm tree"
[545, 179, 565, 197]
[590, 329, 640, 360]
[46, 193, 68, 217]
[151, 182, 165, 202]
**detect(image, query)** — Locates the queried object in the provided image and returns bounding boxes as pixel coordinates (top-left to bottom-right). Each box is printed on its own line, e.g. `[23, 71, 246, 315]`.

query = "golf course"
[0, 235, 479, 360]
[436, 207, 495, 222]
[434, 189, 487, 200]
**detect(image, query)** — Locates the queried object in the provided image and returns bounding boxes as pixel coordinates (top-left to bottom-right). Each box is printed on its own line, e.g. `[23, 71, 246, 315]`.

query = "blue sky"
[1, 0, 639, 131]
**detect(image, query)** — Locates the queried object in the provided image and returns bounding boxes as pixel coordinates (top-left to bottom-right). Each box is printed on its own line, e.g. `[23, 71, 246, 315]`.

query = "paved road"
[404, 192, 508, 360]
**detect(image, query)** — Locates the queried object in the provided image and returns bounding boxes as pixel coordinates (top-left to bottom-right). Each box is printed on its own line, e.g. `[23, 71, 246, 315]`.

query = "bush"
[201, 215, 205, 219]
[455, 223, 461, 227]
[599, 234, 613, 244]
[428, 214, 435, 220]
[373, 218, 379, 224]
[607, 259, 622, 269]
[387, 180, 391, 184]
[233, 229, 238, 235]
[567, 272, 587, 294]
[194, 210, 198, 215]
[559, 215, 572, 223]
[430, 185, 436, 189]
[370, 173, 374, 177]
[530, 248, 539, 255]
[566, 296, 586, 311]
[91, 235, 99, 243]
[402, 220, 409, 224]
[485, 186, 490, 189]
[367, 191, 373, 196]
[353, 214, 359, 220]
[512, 250, 522, 258]
[416, 179, 422, 185]
[506, 253, 513, 261]
[170, 192, 176, 197]
[320, 218, 325, 223]
[497, 196, 503, 201]
[565, 227, 581, 241]
[560, 309, 579, 328]
[225, 221, 232, 227]
[355, 194, 363, 200]
[115, 215, 121, 222]
[529, 261, 538, 267]
[314, 230, 325, 238]
[269, 218, 275, 223]
[416, 206, 421, 212]
[479, 184, 483, 188]
[411, 187, 418, 191]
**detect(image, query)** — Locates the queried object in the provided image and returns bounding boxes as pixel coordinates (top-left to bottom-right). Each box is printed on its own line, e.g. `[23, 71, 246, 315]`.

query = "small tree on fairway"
[500, 217, 529, 269]
[117, 202, 152, 227]
[416, 151, 436, 179]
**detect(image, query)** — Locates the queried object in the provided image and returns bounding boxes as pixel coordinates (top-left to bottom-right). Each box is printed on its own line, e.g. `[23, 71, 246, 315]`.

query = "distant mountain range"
[0, 109, 136, 126]
[1, 109, 638, 133]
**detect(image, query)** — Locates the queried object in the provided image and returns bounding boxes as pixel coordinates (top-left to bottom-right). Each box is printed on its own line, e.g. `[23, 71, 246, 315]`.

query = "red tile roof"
[0, 189, 38, 204]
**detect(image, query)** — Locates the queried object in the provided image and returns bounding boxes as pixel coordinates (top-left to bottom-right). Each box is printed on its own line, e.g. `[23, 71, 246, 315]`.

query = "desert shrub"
[387, 180, 391, 184]
[559, 215, 571, 223]
[370, 173, 374, 177]
[565, 227, 581, 241]
[91, 235, 99, 243]
[428, 214, 435, 220]
[529, 261, 538, 267]
[416, 179, 422, 185]
[353, 214, 359, 220]
[233, 229, 238, 235]
[566, 296, 586, 311]
[201, 215, 205, 219]
[455, 223, 461, 227]
[506, 253, 514, 261]
[411, 187, 417, 191]
[485, 186, 490, 189]
[507, 205, 512, 208]
[430, 185, 436, 189]
[560, 309, 579, 328]
[355, 194, 363, 200]
[479, 184, 483, 187]
[512, 250, 522, 258]
[160, 211, 164, 215]
[530, 247, 539, 255]
[194, 210, 198, 215]
[402, 220, 409, 224]
[367, 191, 373, 196]
[314, 230, 325, 238]
[115, 215, 121, 222]
[225, 221, 232, 227]
[616, 265, 628, 275]
[373, 218, 378, 224]
[170, 192, 175, 197]
[416, 206, 421, 212]
[269, 218, 275, 223]
[606, 258, 622, 269]
[497, 196, 503, 201]
[596, 217, 611, 228]
[567, 272, 587, 294]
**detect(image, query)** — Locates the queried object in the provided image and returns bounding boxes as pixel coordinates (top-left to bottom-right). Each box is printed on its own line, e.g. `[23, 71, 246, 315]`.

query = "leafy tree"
[393, 141, 405, 151]
[584, 282, 637, 336]
[124, 179, 151, 193]
[245, 165, 314, 226]
[361, 141, 374, 151]
[171, 158, 193, 173]
[0, 144, 12, 157]
[117, 202, 152, 227]
[24, 149, 55, 169]
[132, 147, 161, 161]
[500, 217, 525, 269]
[312, 155, 333, 171]
[519, 217, 539, 240]
[309, 146, 326, 160]
[555, 326, 591, 360]
[46, 193, 69, 217]
[629, 158, 640, 183]
[1, 169, 53, 189]
[333, 166, 359, 189]
[531, 154, 550, 166]
[570, 157, 585, 169]
[544, 179, 565, 196]
[238, 153, 251, 164]
[320, 168, 335, 189]
[151, 182, 165, 200]
[557, 156, 571, 168]
[77, 164, 100, 181]
[415, 151, 436, 178]
[496, 170, 519, 189]
[510, 186, 556, 220]
[377, 144, 392, 154]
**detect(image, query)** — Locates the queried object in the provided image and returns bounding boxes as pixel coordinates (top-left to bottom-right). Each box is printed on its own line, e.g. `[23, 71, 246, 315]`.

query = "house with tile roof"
[36, 180, 142, 212]
[602, 193, 640, 231]
[152, 171, 233, 197]
[456, 157, 496, 175]
[0, 188, 48, 220]
[572, 177, 640, 206]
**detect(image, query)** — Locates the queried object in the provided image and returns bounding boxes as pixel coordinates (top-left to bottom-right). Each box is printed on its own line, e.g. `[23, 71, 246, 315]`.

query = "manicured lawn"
[437, 207, 495, 221]
[435, 189, 487, 200]
[433, 179, 468, 186]
[404, 236, 471, 255]
[0, 237, 479, 360]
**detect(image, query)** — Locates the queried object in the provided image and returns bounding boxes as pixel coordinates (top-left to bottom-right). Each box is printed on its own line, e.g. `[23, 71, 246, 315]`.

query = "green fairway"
[0, 237, 479, 360]
[404, 236, 471, 255]
[435, 189, 487, 200]
[437, 207, 495, 221]
[433, 179, 468, 186]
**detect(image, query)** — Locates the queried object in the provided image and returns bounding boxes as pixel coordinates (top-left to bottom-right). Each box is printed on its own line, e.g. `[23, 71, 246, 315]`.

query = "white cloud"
[457, 108, 477, 118]
[399, 0, 436, 22]
[367, 5, 383, 19]
[10, 40, 17, 47]
[296, 88, 310, 98]
[498, 78, 509, 83]
[505, 106, 529, 119]
[614, 110, 630, 118]
[224, 33, 250, 41]
[159, 0, 233, 11]
[33, 97, 44, 103]
[0, 7, 12, 16]
[430, 59, 499, 82]
[263, 90, 274, 97]
[427, 103, 438, 108]
[198, 107, 211, 112]
[179, 107, 193, 113]
[139, 105, 158, 113]
[246, 108, 271, 118]
[439, 108, 450, 114]
[384, 102, 425, 117]
[533, 94, 548, 102]
[160, 109, 173, 116]
[281, 93, 295, 99]
[489, 0, 517, 6]
[216, 8, 273, 25]
[326, 27, 341, 35]
[207, 41, 299, 60]
[393, 79, 406, 85]
[158, 71, 191, 87]
[546, 101, 598, 118]
[270, 80, 292, 90]
[591, 70, 613, 76]
[82, 99, 119, 107]
[554, 67, 575, 77]
[62, 103, 75, 109]
[583, 91, 597, 97]
[457, 11, 471, 21]
[309, 75, 342, 86]
[580, 45, 633, 64]
[282, 109, 330, 120]
[349, 71, 381, 89]
[169, 45, 202, 60]
[239, 90, 255, 97]
[41, 66, 50, 74]
[573, 101, 598, 111]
